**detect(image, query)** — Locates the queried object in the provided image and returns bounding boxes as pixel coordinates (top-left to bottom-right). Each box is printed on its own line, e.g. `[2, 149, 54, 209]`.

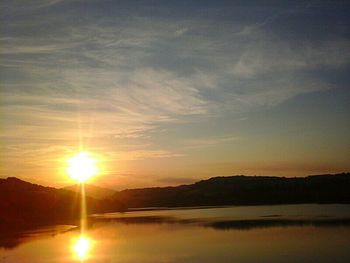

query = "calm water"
[1, 204, 350, 263]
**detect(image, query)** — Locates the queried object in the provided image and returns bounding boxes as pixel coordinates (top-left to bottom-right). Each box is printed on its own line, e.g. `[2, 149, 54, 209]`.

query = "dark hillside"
[1, 173, 349, 231]
[0, 177, 123, 231]
[110, 173, 350, 208]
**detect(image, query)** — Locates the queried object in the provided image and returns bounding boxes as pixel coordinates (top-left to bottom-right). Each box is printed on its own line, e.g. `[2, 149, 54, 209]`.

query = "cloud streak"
[1, 1, 349, 183]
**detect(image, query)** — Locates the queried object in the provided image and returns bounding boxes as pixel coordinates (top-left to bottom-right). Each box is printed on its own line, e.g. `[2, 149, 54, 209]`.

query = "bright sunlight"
[73, 235, 91, 260]
[67, 152, 98, 183]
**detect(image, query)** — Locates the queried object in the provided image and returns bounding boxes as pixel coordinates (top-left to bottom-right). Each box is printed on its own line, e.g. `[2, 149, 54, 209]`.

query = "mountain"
[0, 177, 124, 232]
[63, 184, 116, 200]
[110, 173, 350, 208]
[1, 173, 349, 232]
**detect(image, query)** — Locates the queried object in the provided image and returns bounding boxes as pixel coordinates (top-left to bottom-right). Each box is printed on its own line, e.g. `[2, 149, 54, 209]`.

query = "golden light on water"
[68, 152, 98, 183]
[72, 235, 91, 261]
[67, 152, 97, 261]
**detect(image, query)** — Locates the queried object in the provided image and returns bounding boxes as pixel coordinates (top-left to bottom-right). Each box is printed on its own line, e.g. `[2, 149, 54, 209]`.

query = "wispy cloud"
[2, 14, 347, 151]
[232, 38, 350, 77]
[184, 135, 241, 149]
[116, 150, 184, 161]
[1, 1, 349, 182]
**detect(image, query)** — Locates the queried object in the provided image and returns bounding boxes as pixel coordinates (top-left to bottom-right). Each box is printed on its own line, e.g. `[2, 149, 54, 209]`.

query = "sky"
[0, 0, 349, 189]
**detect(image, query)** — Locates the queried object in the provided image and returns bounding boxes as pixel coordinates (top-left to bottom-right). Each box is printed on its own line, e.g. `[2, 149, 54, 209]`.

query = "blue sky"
[1, 0, 349, 188]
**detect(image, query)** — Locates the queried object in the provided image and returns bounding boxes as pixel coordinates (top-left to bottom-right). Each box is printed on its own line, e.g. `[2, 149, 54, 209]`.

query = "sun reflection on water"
[72, 235, 92, 261]
[67, 151, 98, 261]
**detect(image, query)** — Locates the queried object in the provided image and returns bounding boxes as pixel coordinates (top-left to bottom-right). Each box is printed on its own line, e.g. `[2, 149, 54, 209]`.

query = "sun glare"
[68, 152, 98, 183]
[73, 235, 91, 260]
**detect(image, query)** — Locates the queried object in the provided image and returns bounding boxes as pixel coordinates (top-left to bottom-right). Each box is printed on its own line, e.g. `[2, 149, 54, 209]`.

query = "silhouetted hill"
[1, 173, 349, 231]
[0, 177, 124, 232]
[63, 184, 116, 200]
[110, 173, 350, 208]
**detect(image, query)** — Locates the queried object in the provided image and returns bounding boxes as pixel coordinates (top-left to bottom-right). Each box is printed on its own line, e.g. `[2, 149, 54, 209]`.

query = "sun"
[68, 152, 98, 183]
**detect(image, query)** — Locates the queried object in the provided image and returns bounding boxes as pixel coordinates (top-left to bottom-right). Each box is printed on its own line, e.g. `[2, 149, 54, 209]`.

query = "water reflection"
[0, 225, 76, 249]
[72, 235, 92, 261]
[90, 213, 350, 231]
[1, 205, 350, 263]
[71, 183, 93, 262]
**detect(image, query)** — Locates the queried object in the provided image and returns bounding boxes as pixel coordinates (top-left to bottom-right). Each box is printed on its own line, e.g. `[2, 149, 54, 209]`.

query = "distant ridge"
[1, 173, 349, 231]
[62, 184, 116, 200]
[110, 173, 350, 208]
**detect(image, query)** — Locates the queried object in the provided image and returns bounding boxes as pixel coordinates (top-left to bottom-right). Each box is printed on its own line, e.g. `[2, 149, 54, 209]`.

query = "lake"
[1, 204, 350, 262]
